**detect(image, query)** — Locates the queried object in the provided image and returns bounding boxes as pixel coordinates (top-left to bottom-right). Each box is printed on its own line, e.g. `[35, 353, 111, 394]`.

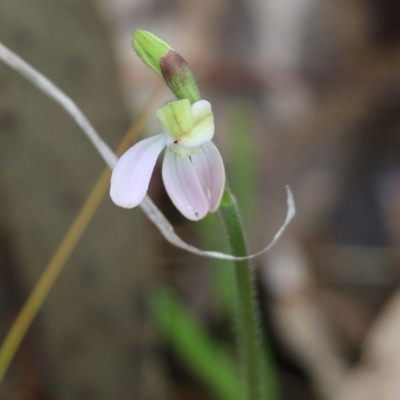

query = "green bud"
[160, 51, 201, 104]
[132, 30, 173, 77]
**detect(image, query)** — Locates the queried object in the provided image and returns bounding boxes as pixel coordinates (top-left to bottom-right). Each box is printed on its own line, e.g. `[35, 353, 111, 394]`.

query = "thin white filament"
[0, 40, 295, 261]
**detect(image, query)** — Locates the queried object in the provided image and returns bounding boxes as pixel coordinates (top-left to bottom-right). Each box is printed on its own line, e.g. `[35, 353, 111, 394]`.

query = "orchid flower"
[110, 98, 225, 221]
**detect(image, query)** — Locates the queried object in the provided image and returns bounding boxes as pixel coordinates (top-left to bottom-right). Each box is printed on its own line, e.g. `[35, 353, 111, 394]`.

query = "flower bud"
[132, 30, 173, 77]
[161, 51, 201, 104]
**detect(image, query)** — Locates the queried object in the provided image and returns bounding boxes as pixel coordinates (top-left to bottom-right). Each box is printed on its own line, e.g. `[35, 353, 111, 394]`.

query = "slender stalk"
[219, 186, 265, 400]
[0, 85, 163, 384]
[0, 168, 108, 383]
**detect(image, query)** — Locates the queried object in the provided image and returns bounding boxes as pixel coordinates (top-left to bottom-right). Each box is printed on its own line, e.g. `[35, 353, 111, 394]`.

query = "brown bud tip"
[160, 51, 201, 104]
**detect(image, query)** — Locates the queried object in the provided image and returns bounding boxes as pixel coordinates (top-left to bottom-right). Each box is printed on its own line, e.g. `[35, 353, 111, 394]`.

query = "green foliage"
[152, 287, 242, 400]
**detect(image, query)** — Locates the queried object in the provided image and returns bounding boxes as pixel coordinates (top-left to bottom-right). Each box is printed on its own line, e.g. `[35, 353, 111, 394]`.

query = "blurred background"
[1, 0, 400, 399]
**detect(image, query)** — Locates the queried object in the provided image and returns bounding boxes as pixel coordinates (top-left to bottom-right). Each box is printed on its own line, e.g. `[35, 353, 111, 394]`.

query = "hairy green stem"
[219, 185, 265, 400]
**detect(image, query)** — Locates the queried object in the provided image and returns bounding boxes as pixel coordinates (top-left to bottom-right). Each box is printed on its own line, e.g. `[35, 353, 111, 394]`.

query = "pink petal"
[190, 142, 225, 212]
[162, 149, 208, 220]
[110, 133, 167, 208]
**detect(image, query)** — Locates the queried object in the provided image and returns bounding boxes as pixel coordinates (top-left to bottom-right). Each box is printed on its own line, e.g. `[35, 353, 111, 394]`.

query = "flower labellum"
[110, 99, 225, 220]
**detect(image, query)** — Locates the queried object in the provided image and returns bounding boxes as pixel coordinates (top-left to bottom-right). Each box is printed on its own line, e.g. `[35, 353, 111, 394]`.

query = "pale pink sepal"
[191, 142, 225, 212]
[110, 133, 167, 208]
[162, 149, 208, 220]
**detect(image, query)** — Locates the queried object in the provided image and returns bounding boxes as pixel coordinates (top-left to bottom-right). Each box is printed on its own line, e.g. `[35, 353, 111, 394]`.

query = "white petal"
[179, 100, 214, 148]
[110, 133, 167, 208]
[162, 149, 208, 220]
[190, 142, 225, 212]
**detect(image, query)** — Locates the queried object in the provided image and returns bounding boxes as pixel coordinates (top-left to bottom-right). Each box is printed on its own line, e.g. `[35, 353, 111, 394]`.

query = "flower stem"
[219, 185, 265, 400]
